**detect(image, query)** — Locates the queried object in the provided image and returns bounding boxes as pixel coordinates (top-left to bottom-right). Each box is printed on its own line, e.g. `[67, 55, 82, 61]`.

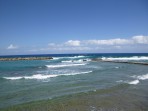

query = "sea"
[0, 53, 148, 110]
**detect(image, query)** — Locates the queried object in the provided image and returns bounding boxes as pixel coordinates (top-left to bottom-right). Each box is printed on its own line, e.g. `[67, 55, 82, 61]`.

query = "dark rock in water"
[0, 57, 53, 61]
[91, 58, 148, 65]
[83, 59, 87, 61]
[91, 58, 102, 61]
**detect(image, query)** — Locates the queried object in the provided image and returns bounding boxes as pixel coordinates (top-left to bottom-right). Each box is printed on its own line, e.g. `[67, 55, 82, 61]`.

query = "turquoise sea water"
[0, 53, 148, 109]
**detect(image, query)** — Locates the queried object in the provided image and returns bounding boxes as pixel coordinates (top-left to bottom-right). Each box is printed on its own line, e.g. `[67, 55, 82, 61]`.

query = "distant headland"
[0, 57, 53, 61]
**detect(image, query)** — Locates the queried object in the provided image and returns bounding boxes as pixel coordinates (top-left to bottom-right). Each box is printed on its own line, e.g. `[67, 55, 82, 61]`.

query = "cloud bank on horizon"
[29, 35, 148, 53]
[2, 35, 148, 55]
[44, 35, 148, 53]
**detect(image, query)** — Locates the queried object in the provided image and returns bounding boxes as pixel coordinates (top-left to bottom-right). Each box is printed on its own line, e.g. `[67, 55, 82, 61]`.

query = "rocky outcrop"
[91, 58, 148, 65]
[0, 57, 53, 61]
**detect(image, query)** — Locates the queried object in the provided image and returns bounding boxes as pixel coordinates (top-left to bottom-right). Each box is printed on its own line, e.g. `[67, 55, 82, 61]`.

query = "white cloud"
[60, 46, 91, 51]
[48, 43, 56, 46]
[85, 38, 131, 45]
[7, 44, 18, 49]
[84, 35, 148, 46]
[27, 35, 148, 54]
[132, 35, 148, 44]
[114, 46, 121, 49]
[28, 49, 38, 52]
[48, 46, 90, 51]
[65, 40, 81, 46]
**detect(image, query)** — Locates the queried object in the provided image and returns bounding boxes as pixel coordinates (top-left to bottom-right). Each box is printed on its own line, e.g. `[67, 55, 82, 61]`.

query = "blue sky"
[0, 0, 148, 55]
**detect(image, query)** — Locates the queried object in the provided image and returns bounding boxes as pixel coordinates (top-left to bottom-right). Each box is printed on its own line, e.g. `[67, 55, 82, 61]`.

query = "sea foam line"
[46, 63, 87, 68]
[131, 74, 148, 80]
[66, 56, 85, 59]
[117, 73, 148, 85]
[61, 60, 83, 63]
[102, 56, 148, 61]
[3, 71, 92, 80]
[116, 79, 140, 85]
[3, 74, 58, 80]
[52, 56, 86, 60]
[61, 59, 90, 63]
[128, 80, 140, 85]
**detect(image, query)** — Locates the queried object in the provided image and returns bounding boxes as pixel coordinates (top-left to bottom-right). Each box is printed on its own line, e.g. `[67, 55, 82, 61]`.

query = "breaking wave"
[61, 59, 90, 63]
[128, 80, 139, 85]
[52, 56, 86, 60]
[131, 74, 148, 80]
[116, 79, 139, 85]
[117, 73, 148, 85]
[67, 56, 85, 59]
[46, 63, 87, 68]
[3, 71, 92, 80]
[102, 56, 148, 61]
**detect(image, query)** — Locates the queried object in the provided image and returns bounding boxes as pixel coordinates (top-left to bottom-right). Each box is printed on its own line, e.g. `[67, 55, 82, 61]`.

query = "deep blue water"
[0, 53, 148, 109]
[1, 53, 148, 58]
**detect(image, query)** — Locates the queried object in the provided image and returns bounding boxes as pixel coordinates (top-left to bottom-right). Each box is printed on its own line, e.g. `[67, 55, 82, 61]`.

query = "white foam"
[116, 79, 139, 85]
[132, 74, 148, 80]
[69, 56, 85, 58]
[61, 59, 90, 63]
[62, 71, 92, 76]
[53, 56, 85, 60]
[117, 73, 148, 85]
[62, 60, 83, 63]
[102, 56, 148, 61]
[3, 77, 23, 80]
[128, 80, 139, 85]
[24, 74, 58, 79]
[46, 63, 86, 68]
[61, 60, 73, 63]
[3, 71, 92, 80]
[52, 57, 60, 60]
[119, 73, 148, 85]
[3, 74, 58, 80]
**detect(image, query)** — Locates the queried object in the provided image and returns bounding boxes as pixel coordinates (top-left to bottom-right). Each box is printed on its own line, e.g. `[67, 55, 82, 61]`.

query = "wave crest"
[3, 71, 92, 80]
[46, 63, 86, 68]
[102, 56, 148, 61]
[117, 73, 148, 85]
[132, 74, 148, 80]
[128, 80, 139, 85]
[52, 56, 86, 60]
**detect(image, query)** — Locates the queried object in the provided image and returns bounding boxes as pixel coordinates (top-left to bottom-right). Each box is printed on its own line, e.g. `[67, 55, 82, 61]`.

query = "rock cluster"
[0, 57, 53, 61]
[91, 58, 148, 65]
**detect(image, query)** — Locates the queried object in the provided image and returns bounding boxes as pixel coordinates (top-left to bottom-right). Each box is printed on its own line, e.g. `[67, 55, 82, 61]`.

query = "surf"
[101, 56, 148, 61]
[45, 63, 87, 68]
[131, 73, 148, 80]
[3, 71, 93, 80]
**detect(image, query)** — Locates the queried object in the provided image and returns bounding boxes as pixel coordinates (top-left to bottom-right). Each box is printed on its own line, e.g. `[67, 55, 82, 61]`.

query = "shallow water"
[0, 53, 148, 110]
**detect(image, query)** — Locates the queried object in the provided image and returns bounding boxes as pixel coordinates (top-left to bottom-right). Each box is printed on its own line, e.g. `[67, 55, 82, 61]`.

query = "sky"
[0, 0, 148, 55]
